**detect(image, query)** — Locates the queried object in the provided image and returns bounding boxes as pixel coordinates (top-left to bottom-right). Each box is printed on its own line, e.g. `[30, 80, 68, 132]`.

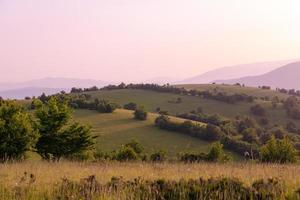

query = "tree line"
[70, 83, 255, 104]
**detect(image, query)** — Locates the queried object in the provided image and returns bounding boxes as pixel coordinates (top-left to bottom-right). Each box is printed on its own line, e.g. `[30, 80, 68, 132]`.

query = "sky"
[0, 0, 300, 82]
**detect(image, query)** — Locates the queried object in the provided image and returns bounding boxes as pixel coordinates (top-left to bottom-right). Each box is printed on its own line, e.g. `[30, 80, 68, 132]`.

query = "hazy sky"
[0, 0, 300, 82]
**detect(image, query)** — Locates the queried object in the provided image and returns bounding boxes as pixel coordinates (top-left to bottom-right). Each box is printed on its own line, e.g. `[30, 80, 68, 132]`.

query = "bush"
[55, 176, 286, 200]
[97, 100, 119, 113]
[205, 124, 224, 141]
[242, 128, 259, 144]
[115, 146, 138, 161]
[250, 104, 266, 116]
[124, 140, 144, 154]
[260, 136, 298, 163]
[150, 150, 166, 162]
[207, 142, 230, 162]
[179, 152, 207, 163]
[123, 102, 137, 110]
[133, 107, 148, 121]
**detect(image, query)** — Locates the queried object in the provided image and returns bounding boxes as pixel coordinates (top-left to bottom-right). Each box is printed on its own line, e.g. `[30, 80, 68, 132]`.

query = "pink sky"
[0, 0, 300, 82]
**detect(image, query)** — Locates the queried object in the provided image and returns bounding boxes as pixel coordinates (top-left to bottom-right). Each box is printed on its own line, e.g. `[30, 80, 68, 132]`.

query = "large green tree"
[260, 136, 298, 163]
[34, 97, 96, 161]
[0, 100, 38, 161]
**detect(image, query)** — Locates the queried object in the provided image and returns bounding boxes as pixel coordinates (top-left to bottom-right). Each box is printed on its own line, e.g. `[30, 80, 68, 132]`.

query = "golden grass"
[0, 161, 299, 192]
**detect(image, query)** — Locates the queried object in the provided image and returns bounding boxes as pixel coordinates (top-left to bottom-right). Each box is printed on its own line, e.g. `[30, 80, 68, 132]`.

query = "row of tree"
[70, 83, 255, 104]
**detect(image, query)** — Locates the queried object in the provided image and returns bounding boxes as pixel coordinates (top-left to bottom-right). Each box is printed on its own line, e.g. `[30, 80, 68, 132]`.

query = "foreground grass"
[0, 161, 300, 199]
[1, 161, 300, 189]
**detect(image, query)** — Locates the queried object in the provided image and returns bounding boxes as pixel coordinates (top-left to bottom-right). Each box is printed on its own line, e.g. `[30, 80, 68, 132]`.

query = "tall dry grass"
[0, 161, 300, 188]
[0, 161, 299, 199]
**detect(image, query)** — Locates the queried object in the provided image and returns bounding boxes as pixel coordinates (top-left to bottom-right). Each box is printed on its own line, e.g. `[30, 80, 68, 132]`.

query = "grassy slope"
[80, 88, 300, 128]
[73, 109, 241, 158]
[176, 84, 290, 100]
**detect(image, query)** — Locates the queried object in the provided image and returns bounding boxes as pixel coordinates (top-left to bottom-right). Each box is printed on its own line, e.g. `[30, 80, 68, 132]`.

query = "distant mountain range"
[0, 77, 111, 99]
[1, 59, 299, 99]
[0, 87, 66, 99]
[0, 77, 110, 91]
[178, 59, 298, 84]
[215, 62, 300, 90]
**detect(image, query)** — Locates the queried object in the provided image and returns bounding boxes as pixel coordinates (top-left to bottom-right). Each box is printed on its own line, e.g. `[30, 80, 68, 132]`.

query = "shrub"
[207, 142, 230, 162]
[150, 150, 166, 162]
[242, 128, 259, 144]
[115, 146, 138, 161]
[179, 152, 207, 163]
[96, 100, 119, 113]
[205, 124, 224, 141]
[133, 107, 148, 120]
[123, 102, 137, 110]
[124, 140, 144, 154]
[250, 104, 266, 116]
[259, 117, 269, 126]
[260, 136, 298, 163]
[55, 176, 286, 200]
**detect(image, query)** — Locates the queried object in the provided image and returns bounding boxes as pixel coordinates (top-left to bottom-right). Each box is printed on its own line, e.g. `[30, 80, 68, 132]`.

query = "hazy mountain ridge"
[0, 87, 66, 99]
[215, 62, 300, 90]
[0, 77, 111, 91]
[0, 77, 112, 99]
[179, 59, 298, 84]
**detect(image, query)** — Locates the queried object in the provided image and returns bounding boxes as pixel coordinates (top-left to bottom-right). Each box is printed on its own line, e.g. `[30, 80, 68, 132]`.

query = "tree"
[124, 140, 144, 154]
[150, 150, 166, 162]
[250, 104, 266, 116]
[123, 102, 137, 110]
[242, 128, 259, 144]
[133, 107, 148, 121]
[115, 146, 138, 161]
[96, 99, 118, 113]
[207, 142, 228, 162]
[34, 97, 96, 161]
[260, 136, 298, 163]
[0, 101, 38, 161]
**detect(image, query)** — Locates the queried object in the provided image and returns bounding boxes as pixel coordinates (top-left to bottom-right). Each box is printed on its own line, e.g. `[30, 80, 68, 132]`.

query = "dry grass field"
[0, 161, 299, 199]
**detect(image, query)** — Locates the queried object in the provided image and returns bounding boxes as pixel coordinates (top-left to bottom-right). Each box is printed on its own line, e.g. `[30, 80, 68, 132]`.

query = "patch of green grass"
[82, 89, 252, 118]
[176, 84, 289, 100]
[73, 109, 239, 159]
[80, 88, 300, 128]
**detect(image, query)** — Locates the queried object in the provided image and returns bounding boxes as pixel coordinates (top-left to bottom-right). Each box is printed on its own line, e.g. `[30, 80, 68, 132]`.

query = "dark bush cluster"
[55, 176, 287, 200]
[276, 87, 300, 97]
[155, 115, 224, 142]
[283, 96, 300, 119]
[68, 96, 120, 113]
[180, 142, 231, 163]
[123, 102, 137, 110]
[250, 104, 267, 116]
[133, 107, 148, 120]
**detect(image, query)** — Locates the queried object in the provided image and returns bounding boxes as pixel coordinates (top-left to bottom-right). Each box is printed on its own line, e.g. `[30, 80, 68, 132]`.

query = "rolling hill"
[216, 62, 300, 90]
[178, 59, 296, 84]
[73, 109, 241, 158]
[75, 87, 300, 129]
